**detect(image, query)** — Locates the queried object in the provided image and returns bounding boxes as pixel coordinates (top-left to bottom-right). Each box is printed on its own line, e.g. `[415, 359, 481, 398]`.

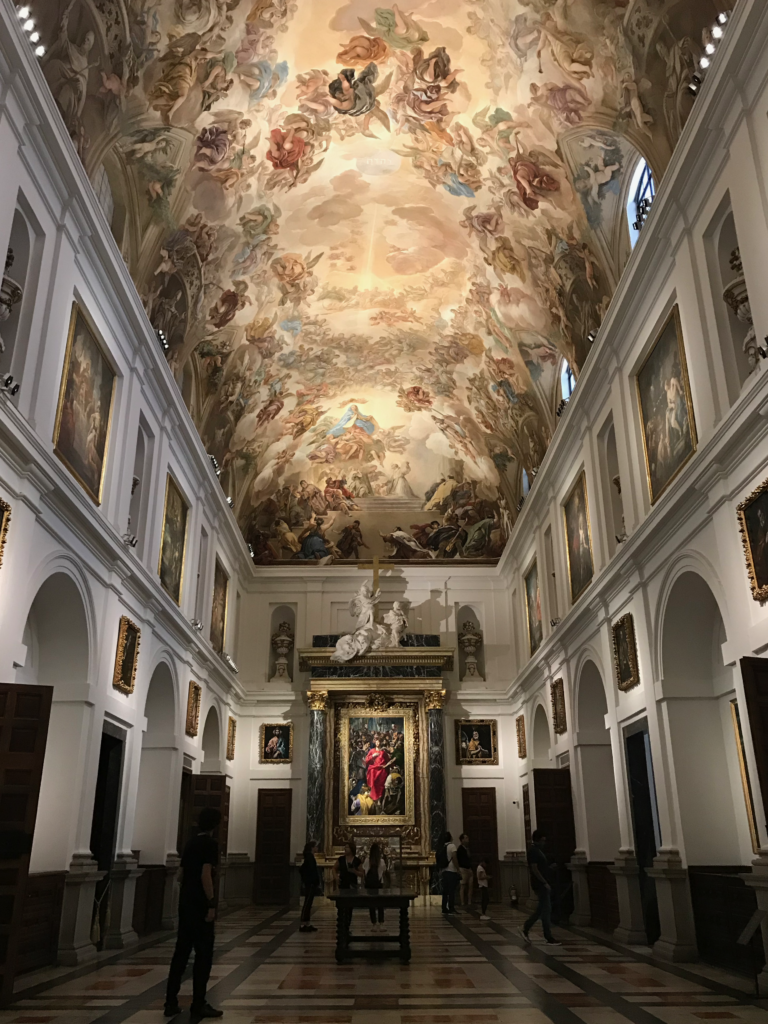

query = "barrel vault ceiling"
[40, 0, 721, 563]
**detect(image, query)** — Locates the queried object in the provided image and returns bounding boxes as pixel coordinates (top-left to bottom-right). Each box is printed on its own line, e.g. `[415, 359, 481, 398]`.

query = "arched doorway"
[532, 704, 551, 769]
[202, 705, 221, 770]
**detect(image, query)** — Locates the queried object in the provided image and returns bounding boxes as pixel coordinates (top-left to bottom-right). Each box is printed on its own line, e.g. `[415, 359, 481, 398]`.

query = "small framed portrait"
[516, 715, 527, 759]
[158, 474, 189, 604]
[53, 303, 116, 504]
[455, 719, 499, 765]
[737, 476, 768, 602]
[551, 678, 567, 734]
[0, 497, 11, 571]
[563, 471, 594, 604]
[210, 558, 229, 654]
[112, 616, 141, 695]
[226, 716, 237, 761]
[260, 722, 293, 763]
[186, 681, 202, 737]
[524, 559, 543, 657]
[636, 306, 697, 504]
[612, 613, 640, 692]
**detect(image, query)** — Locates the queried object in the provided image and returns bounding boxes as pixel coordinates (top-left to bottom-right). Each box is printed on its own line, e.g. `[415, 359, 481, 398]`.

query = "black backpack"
[436, 843, 449, 870]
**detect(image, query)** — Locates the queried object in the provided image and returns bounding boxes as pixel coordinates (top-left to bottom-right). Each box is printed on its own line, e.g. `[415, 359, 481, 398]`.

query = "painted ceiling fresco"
[40, 0, 722, 563]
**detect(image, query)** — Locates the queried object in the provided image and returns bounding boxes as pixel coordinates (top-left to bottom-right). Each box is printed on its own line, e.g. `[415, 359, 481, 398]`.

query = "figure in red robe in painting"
[365, 737, 390, 803]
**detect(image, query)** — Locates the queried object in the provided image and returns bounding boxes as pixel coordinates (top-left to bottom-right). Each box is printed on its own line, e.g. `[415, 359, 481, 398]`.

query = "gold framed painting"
[737, 475, 768, 602]
[563, 471, 594, 604]
[210, 558, 229, 654]
[730, 700, 759, 854]
[260, 722, 294, 763]
[340, 705, 414, 825]
[53, 302, 116, 504]
[158, 474, 189, 604]
[524, 558, 543, 657]
[112, 615, 141, 695]
[612, 613, 640, 692]
[456, 718, 499, 765]
[516, 715, 527, 759]
[186, 681, 202, 737]
[226, 716, 237, 761]
[0, 497, 10, 571]
[636, 305, 697, 504]
[551, 679, 567, 734]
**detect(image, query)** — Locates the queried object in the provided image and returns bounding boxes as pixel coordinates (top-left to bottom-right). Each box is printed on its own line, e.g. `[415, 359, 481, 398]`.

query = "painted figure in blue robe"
[326, 404, 378, 438]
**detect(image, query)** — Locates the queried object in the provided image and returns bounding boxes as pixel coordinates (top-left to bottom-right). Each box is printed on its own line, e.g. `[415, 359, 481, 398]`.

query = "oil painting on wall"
[737, 476, 768, 602]
[612, 613, 639, 692]
[563, 471, 593, 604]
[636, 307, 697, 504]
[210, 558, 229, 654]
[53, 304, 115, 504]
[158, 475, 189, 604]
[260, 722, 293, 763]
[524, 559, 543, 656]
[340, 708, 414, 824]
[456, 719, 498, 765]
[37, 0, 719, 566]
[112, 616, 141, 695]
[0, 497, 10, 572]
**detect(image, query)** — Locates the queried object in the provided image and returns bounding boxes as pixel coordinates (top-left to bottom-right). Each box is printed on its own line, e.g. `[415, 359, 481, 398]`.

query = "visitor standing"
[457, 833, 473, 906]
[299, 840, 320, 933]
[363, 841, 387, 931]
[519, 829, 562, 947]
[164, 807, 224, 1020]
[335, 840, 364, 928]
[438, 830, 461, 915]
[477, 859, 490, 920]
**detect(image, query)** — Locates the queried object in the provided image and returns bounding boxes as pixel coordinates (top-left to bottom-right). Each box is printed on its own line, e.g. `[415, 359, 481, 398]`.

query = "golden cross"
[357, 555, 393, 592]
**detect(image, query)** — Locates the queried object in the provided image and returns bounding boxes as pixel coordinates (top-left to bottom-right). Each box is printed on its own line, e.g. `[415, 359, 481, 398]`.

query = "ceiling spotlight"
[699, 56, 711, 69]
[17, 6, 30, 18]
[208, 453, 221, 477]
[223, 652, 239, 673]
[23, 18, 34, 31]
[34, 44, 44, 56]
[248, 543, 255, 559]
[717, 12, 728, 24]
[226, 496, 234, 508]
[587, 329, 597, 345]
[1, 374, 21, 396]
[712, 25, 723, 39]
[29, 30, 38, 40]
[705, 42, 715, 55]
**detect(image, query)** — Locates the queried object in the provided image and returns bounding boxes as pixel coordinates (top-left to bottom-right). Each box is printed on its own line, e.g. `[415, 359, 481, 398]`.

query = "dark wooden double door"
[522, 768, 577, 921]
[461, 788, 500, 902]
[253, 789, 292, 905]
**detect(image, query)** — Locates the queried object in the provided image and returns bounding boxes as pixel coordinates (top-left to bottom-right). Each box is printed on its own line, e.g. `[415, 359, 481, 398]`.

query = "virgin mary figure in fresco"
[326, 404, 379, 438]
[365, 736, 391, 803]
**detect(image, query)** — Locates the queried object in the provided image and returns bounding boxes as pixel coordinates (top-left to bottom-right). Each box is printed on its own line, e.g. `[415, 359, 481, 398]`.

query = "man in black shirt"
[165, 807, 224, 1019]
[457, 833, 473, 907]
[519, 829, 561, 947]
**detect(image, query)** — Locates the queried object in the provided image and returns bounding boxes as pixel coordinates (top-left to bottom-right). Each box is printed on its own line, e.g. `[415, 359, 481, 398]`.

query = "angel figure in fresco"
[42, 0, 97, 139]
[329, 63, 391, 133]
[358, 5, 428, 50]
[536, 13, 594, 81]
[149, 34, 219, 123]
[529, 80, 590, 130]
[621, 74, 654, 138]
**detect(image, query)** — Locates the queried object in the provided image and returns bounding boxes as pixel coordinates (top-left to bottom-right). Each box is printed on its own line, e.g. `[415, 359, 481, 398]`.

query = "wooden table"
[327, 888, 418, 964]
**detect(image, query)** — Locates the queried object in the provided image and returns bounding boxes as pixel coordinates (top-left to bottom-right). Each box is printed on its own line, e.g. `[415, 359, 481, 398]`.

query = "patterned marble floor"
[7, 903, 768, 1024]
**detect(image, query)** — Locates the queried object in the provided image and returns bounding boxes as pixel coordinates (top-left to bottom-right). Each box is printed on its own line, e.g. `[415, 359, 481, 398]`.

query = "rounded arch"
[576, 659, 609, 737]
[574, 657, 621, 861]
[531, 701, 551, 767]
[201, 702, 221, 766]
[144, 661, 177, 737]
[20, 569, 91, 695]
[22, 554, 98, 680]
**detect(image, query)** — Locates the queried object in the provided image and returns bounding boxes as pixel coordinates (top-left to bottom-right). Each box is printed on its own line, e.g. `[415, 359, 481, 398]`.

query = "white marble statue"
[383, 601, 408, 647]
[331, 584, 409, 662]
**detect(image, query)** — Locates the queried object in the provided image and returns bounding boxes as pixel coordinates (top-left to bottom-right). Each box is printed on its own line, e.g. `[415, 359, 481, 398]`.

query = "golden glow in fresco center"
[40, 0, 714, 563]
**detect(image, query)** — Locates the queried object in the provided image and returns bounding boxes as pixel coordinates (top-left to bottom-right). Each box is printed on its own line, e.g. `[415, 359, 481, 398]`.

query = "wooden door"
[531, 768, 576, 922]
[522, 784, 532, 846]
[0, 683, 53, 1006]
[740, 658, 768, 833]
[177, 768, 193, 855]
[253, 789, 292, 905]
[461, 787, 499, 901]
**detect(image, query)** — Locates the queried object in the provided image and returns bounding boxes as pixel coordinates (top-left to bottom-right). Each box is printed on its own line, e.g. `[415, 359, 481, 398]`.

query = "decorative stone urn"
[0, 248, 23, 350]
[269, 621, 295, 682]
[458, 621, 484, 681]
[723, 247, 760, 371]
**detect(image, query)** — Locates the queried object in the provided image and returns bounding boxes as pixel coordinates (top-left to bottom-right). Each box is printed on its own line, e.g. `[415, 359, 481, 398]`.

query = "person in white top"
[477, 859, 490, 920]
[363, 842, 388, 931]
[439, 831, 461, 915]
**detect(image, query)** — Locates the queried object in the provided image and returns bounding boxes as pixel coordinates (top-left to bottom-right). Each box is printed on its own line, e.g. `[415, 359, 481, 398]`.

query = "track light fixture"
[209, 453, 221, 477]
[190, 618, 204, 631]
[0, 374, 20, 396]
[690, 11, 730, 92]
[226, 496, 234, 508]
[15, 4, 45, 56]
[223, 652, 239, 673]
[155, 328, 169, 353]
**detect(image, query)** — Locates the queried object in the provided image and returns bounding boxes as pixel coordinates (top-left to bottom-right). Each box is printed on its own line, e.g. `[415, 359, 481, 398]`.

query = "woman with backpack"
[362, 841, 387, 931]
[437, 830, 461, 915]
[299, 840, 320, 933]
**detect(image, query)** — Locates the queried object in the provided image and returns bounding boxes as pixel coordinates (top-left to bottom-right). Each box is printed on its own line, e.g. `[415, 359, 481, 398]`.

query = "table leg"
[335, 906, 347, 964]
[399, 905, 411, 964]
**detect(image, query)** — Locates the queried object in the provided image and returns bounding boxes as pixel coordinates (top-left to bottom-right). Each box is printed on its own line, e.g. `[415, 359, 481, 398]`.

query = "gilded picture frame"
[158, 474, 189, 605]
[737, 475, 768, 602]
[226, 716, 237, 761]
[0, 497, 11, 571]
[53, 302, 116, 505]
[112, 615, 141, 695]
[516, 715, 527, 759]
[455, 718, 499, 765]
[730, 700, 759, 854]
[260, 722, 293, 764]
[524, 558, 543, 657]
[340, 705, 415, 825]
[210, 558, 229, 654]
[612, 613, 640, 692]
[551, 678, 567, 734]
[185, 681, 202, 737]
[635, 305, 698, 505]
[562, 470, 594, 604]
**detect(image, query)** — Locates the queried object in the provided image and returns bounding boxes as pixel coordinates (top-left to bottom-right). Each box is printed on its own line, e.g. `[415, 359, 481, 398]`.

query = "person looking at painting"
[363, 842, 387, 932]
[164, 807, 223, 1020]
[457, 833, 473, 907]
[299, 840, 320, 933]
[519, 829, 562, 947]
[437, 830, 461, 915]
[477, 859, 491, 920]
[335, 839, 364, 928]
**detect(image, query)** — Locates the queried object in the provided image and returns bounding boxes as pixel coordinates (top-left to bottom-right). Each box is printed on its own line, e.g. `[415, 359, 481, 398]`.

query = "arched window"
[627, 159, 655, 248]
[522, 469, 530, 497]
[560, 360, 575, 401]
